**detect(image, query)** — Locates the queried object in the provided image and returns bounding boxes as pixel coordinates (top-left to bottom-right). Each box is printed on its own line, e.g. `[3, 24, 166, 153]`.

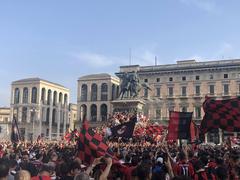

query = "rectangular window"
[4, 117, 8, 122]
[182, 107, 187, 112]
[168, 87, 173, 97]
[224, 74, 228, 79]
[156, 78, 160, 82]
[144, 79, 148, 83]
[196, 76, 200, 80]
[182, 76, 186, 81]
[223, 84, 229, 95]
[144, 89, 148, 97]
[182, 86, 187, 96]
[168, 107, 174, 112]
[156, 87, 161, 97]
[156, 109, 161, 119]
[195, 85, 200, 95]
[195, 107, 201, 119]
[169, 77, 173, 82]
[210, 74, 213, 79]
[209, 85, 215, 95]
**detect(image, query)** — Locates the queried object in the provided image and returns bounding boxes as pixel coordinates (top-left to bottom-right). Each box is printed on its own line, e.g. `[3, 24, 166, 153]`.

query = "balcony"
[166, 95, 175, 99]
[221, 92, 231, 97]
[179, 94, 188, 99]
[207, 93, 217, 98]
[193, 93, 203, 99]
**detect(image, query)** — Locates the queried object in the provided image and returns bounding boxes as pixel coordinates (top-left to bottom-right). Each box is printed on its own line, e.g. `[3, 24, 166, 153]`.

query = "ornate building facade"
[77, 74, 119, 125]
[116, 59, 240, 143]
[11, 78, 70, 141]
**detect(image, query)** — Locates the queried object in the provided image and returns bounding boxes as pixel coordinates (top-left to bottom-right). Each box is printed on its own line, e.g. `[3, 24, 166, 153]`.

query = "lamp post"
[30, 107, 39, 141]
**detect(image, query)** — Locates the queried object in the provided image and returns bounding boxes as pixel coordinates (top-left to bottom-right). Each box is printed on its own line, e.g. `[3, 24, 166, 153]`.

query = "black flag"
[11, 116, 20, 143]
[110, 117, 137, 138]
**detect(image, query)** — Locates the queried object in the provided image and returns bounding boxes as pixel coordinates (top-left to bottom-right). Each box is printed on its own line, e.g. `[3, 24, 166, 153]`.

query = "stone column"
[18, 107, 22, 122]
[205, 133, 208, 143]
[63, 105, 68, 134]
[39, 103, 42, 137]
[57, 103, 61, 139]
[48, 107, 53, 140]
[96, 104, 102, 121]
[27, 107, 31, 123]
[98, 84, 101, 101]
[87, 104, 91, 121]
[219, 129, 223, 144]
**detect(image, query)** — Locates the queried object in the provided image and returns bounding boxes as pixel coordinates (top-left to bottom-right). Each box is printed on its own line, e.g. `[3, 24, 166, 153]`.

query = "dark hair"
[194, 160, 204, 171]
[70, 161, 81, 171]
[178, 151, 186, 161]
[60, 162, 71, 175]
[215, 166, 228, 180]
[0, 159, 9, 178]
[135, 162, 151, 180]
[21, 162, 38, 177]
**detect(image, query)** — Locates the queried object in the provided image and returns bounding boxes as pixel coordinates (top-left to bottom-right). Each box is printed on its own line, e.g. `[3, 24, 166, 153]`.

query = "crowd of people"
[1, 139, 240, 180]
[1, 112, 240, 180]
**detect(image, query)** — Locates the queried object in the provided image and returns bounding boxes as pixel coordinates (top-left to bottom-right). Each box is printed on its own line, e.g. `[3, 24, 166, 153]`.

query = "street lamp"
[30, 107, 39, 141]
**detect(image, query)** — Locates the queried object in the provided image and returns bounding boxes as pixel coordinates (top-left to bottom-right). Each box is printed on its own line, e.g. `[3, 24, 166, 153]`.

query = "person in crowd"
[14, 170, 31, 180]
[0, 159, 9, 180]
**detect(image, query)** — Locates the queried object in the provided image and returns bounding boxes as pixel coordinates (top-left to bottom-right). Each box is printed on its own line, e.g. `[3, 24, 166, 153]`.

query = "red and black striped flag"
[110, 116, 137, 138]
[11, 116, 21, 144]
[167, 111, 193, 140]
[200, 96, 240, 134]
[77, 120, 116, 165]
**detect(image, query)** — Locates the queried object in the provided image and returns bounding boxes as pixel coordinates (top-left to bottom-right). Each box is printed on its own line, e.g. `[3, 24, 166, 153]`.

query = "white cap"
[156, 157, 163, 164]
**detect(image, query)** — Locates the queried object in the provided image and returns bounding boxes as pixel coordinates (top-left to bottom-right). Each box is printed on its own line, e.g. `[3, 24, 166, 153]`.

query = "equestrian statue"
[118, 72, 151, 99]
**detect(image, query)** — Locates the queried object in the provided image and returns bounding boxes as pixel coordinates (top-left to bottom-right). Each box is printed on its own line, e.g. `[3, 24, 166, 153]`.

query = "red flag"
[200, 96, 240, 134]
[167, 111, 192, 141]
[77, 120, 118, 165]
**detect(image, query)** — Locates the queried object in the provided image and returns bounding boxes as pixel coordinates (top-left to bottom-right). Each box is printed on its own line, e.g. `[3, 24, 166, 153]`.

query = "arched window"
[41, 88, 46, 103]
[100, 104, 107, 121]
[52, 109, 56, 124]
[46, 108, 50, 122]
[90, 104, 97, 122]
[101, 83, 108, 101]
[59, 92, 63, 104]
[47, 90, 52, 105]
[64, 94, 68, 104]
[22, 107, 27, 122]
[23, 87, 28, 104]
[91, 84, 98, 101]
[14, 88, 20, 104]
[31, 87, 37, 103]
[112, 84, 116, 100]
[80, 104, 87, 121]
[53, 91, 57, 106]
[81, 84, 88, 101]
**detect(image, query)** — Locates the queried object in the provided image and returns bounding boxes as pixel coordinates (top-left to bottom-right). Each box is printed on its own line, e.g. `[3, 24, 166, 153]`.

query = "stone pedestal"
[111, 98, 145, 113]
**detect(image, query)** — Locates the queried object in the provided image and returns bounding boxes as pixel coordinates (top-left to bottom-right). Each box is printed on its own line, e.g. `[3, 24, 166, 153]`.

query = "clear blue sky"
[1, 0, 240, 106]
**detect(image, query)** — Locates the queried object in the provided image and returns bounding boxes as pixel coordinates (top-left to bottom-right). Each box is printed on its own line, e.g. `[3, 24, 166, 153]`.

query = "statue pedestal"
[111, 98, 145, 113]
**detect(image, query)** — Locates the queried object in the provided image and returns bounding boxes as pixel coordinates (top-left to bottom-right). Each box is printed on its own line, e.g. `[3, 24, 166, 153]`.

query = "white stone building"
[0, 107, 10, 140]
[77, 74, 119, 125]
[11, 78, 70, 141]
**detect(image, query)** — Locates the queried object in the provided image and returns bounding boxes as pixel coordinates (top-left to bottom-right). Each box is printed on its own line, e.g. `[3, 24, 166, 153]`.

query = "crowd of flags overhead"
[10, 95, 240, 165]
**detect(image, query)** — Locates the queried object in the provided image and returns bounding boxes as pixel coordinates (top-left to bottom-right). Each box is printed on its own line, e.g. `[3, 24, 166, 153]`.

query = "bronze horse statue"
[118, 72, 151, 99]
